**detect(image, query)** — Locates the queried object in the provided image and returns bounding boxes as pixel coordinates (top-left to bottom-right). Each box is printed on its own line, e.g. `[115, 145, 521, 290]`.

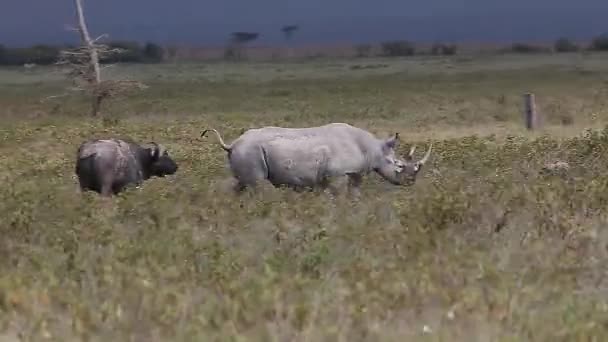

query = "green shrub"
[554, 37, 579, 52]
[0, 44, 6, 64]
[431, 43, 458, 56]
[143, 42, 164, 63]
[381, 40, 415, 57]
[354, 44, 372, 57]
[590, 34, 608, 51]
[102, 40, 144, 63]
[0, 41, 165, 66]
[510, 43, 548, 54]
[0, 44, 60, 65]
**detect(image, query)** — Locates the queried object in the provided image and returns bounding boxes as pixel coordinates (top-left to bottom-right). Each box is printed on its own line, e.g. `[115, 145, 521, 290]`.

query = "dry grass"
[2, 53, 608, 341]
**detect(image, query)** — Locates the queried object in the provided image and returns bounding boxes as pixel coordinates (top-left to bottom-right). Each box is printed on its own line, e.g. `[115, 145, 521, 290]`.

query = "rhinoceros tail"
[201, 128, 232, 152]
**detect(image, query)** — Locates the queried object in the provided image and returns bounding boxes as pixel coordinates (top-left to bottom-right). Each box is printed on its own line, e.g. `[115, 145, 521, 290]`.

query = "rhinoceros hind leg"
[233, 181, 247, 193]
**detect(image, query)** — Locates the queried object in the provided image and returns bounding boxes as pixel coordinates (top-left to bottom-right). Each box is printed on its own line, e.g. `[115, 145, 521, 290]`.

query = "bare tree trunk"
[92, 91, 103, 118]
[53, 1, 147, 117]
[74, 0, 102, 116]
[285, 38, 293, 58]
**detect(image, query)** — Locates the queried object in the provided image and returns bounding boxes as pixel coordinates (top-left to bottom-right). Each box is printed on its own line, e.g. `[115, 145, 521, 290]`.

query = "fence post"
[524, 93, 539, 130]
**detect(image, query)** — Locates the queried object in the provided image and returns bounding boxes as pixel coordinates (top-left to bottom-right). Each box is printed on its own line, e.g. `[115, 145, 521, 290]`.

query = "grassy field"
[2, 52, 608, 341]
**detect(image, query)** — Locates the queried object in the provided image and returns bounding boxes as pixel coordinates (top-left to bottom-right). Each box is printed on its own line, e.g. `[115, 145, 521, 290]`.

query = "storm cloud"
[1, 0, 606, 46]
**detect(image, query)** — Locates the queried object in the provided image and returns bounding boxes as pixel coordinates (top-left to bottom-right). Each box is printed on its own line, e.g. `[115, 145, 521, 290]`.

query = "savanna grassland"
[3, 52, 608, 341]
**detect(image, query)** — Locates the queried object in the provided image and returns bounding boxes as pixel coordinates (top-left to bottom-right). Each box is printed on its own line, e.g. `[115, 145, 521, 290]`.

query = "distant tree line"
[3, 34, 608, 65]
[506, 35, 608, 54]
[371, 34, 608, 57]
[0, 41, 165, 66]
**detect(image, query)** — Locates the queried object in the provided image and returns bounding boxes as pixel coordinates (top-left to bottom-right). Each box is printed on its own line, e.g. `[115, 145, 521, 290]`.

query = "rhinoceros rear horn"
[405, 145, 417, 160]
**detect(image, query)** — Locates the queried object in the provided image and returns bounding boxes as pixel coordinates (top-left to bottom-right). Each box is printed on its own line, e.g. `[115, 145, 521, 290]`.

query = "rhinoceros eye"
[393, 161, 405, 172]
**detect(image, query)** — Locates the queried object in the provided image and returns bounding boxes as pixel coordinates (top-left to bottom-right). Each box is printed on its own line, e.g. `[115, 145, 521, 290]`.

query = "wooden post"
[524, 93, 539, 130]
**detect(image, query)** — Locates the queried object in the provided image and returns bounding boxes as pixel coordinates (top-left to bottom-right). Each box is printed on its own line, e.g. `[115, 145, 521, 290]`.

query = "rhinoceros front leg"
[320, 177, 340, 198]
[232, 177, 272, 194]
[233, 180, 247, 193]
[347, 173, 363, 198]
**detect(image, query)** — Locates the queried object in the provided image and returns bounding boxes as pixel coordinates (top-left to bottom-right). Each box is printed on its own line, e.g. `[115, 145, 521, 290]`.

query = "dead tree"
[281, 25, 299, 58]
[55, 0, 147, 117]
[225, 32, 259, 60]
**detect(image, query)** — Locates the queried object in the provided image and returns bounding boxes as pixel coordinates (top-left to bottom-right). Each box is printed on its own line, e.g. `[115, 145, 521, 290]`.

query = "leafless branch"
[63, 24, 79, 32]
[92, 34, 109, 43]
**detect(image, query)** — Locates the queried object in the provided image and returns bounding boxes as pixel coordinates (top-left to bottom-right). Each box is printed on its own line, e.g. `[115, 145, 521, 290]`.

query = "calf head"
[375, 133, 432, 186]
[142, 142, 178, 178]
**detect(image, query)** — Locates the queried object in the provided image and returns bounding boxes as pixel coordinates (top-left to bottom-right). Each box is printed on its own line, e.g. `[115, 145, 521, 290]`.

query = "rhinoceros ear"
[383, 133, 400, 152]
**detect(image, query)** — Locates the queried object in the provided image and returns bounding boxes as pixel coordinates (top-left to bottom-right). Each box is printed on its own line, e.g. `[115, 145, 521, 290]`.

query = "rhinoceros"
[75, 138, 178, 197]
[201, 123, 431, 194]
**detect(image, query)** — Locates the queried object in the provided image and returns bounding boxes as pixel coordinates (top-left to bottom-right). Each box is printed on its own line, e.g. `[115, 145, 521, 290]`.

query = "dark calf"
[75, 139, 178, 197]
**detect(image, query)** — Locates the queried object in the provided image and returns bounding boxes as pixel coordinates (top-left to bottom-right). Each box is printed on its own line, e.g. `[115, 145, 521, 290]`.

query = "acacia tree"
[281, 25, 298, 58]
[225, 32, 259, 60]
[54, 0, 147, 117]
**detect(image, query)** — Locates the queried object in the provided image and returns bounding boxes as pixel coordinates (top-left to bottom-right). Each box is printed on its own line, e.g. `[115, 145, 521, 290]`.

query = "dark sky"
[1, 0, 607, 46]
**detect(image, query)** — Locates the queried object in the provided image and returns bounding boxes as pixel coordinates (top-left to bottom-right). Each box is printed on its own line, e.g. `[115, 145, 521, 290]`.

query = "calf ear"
[382, 133, 400, 152]
[147, 142, 160, 161]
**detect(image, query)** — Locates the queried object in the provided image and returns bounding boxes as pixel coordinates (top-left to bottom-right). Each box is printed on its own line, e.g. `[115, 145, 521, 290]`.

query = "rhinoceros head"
[376, 133, 432, 186]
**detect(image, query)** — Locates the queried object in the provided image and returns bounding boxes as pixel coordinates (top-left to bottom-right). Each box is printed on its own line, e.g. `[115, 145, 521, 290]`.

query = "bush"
[510, 43, 547, 54]
[381, 40, 415, 57]
[102, 41, 144, 63]
[431, 43, 458, 56]
[143, 42, 164, 63]
[0, 41, 166, 66]
[554, 38, 579, 52]
[99, 41, 164, 64]
[0, 45, 60, 65]
[28, 45, 61, 64]
[354, 44, 372, 57]
[224, 46, 239, 60]
[590, 34, 608, 51]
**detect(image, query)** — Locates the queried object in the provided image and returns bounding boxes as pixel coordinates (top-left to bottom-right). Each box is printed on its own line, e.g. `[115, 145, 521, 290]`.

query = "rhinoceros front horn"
[419, 143, 433, 165]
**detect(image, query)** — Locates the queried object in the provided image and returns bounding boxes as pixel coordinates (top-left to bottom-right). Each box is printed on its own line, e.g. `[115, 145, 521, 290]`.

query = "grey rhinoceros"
[202, 123, 431, 194]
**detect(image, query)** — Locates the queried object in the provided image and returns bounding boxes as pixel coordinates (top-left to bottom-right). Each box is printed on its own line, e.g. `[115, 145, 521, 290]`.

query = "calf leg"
[100, 174, 115, 198]
[100, 184, 113, 197]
